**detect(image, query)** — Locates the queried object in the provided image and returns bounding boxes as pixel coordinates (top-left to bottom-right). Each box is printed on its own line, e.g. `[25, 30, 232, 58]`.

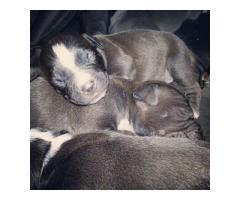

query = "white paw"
[193, 111, 200, 119]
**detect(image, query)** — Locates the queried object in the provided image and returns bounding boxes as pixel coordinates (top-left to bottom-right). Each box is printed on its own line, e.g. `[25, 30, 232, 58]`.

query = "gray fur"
[31, 77, 202, 139]
[132, 81, 203, 140]
[96, 30, 204, 117]
[31, 77, 130, 134]
[109, 11, 203, 34]
[31, 130, 209, 190]
[41, 30, 206, 117]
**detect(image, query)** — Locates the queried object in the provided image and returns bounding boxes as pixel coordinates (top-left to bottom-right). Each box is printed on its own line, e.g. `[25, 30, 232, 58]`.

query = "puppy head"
[132, 81, 200, 138]
[40, 33, 109, 105]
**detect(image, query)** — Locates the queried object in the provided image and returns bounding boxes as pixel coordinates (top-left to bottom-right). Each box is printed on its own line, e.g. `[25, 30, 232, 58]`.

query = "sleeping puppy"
[109, 10, 203, 33]
[132, 81, 203, 140]
[31, 76, 135, 135]
[31, 77, 202, 139]
[40, 30, 208, 118]
[30, 128, 210, 190]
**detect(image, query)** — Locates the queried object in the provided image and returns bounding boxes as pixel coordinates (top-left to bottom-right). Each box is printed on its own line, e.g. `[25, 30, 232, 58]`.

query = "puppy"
[109, 10, 203, 33]
[30, 128, 210, 190]
[132, 81, 203, 140]
[31, 76, 135, 134]
[31, 77, 202, 139]
[40, 30, 208, 118]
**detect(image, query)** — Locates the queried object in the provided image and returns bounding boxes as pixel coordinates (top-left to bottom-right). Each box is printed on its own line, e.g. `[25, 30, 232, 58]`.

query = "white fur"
[90, 89, 107, 104]
[52, 43, 93, 87]
[160, 111, 169, 118]
[30, 129, 72, 172]
[30, 129, 55, 142]
[193, 111, 200, 119]
[117, 118, 135, 133]
[158, 130, 166, 135]
[52, 44, 76, 71]
[42, 133, 72, 169]
[165, 70, 173, 83]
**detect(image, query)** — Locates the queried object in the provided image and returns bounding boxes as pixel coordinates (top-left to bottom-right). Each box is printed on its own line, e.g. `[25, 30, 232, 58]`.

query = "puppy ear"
[133, 84, 160, 106]
[82, 33, 104, 49]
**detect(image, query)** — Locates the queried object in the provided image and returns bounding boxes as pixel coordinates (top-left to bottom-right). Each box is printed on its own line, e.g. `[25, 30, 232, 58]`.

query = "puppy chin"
[67, 74, 109, 105]
[89, 89, 107, 104]
[68, 89, 107, 105]
[68, 98, 88, 106]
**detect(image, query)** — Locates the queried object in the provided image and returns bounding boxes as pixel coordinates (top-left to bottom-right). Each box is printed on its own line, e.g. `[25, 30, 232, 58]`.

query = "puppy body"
[109, 11, 203, 34]
[132, 81, 203, 140]
[31, 129, 209, 190]
[31, 76, 134, 135]
[96, 30, 205, 118]
[41, 30, 206, 117]
[31, 77, 202, 139]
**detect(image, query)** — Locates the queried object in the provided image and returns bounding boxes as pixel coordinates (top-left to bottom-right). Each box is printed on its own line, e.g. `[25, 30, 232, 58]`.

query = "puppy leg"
[165, 131, 187, 138]
[184, 82, 202, 119]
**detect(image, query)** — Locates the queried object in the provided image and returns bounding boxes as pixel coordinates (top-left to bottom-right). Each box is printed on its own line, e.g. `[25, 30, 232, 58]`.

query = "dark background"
[31, 10, 209, 67]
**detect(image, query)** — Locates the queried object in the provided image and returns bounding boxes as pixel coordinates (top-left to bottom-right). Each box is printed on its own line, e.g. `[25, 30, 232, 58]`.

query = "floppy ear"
[82, 33, 104, 49]
[133, 84, 160, 106]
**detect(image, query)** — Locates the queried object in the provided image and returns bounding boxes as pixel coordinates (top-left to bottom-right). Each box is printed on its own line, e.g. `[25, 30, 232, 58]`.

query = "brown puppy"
[132, 81, 203, 140]
[31, 77, 134, 135]
[31, 77, 202, 139]
[30, 129, 209, 190]
[40, 30, 208, 118]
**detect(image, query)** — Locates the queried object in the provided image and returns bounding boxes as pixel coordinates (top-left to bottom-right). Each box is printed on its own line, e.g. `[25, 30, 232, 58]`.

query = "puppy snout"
[80, 80, 95, 94]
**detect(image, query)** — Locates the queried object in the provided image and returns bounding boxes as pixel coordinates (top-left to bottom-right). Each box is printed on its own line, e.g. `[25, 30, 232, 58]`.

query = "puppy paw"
[193, 109, 200, 119]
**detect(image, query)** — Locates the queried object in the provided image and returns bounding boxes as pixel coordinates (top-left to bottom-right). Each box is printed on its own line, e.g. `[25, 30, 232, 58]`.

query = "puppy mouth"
[67, 76, 109, 105]
[87, 73, 109, 104]
[58, 71, 109, 105]
[67, 88, 107, 105]
[88, 89, 107, 104]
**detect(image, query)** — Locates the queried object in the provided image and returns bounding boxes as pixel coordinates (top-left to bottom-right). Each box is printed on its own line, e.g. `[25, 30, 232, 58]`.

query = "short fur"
[40, 30, 207, 117]
[31, 77, 133, 135]
[31, 130, 210, 190]
[132, 81, 203, 140]
[31, 77, 202, 139]
[109, 11, 203, 33]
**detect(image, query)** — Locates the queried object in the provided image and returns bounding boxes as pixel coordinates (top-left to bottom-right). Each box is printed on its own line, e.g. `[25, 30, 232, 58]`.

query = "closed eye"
[52, 76, 66, 88]
[55, 78, 65, 82]
[53, 72, 66, 82]
[85, 63, 97, 68]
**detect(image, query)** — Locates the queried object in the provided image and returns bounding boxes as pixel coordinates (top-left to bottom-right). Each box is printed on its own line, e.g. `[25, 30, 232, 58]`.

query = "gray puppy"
[40, 30, 208, 118]
[30, 129, 209, 190]
[109, 10, 203, 33]
[132, 81, 203, 140]
[31, 77, 202, 139]
[31, 77, 132, 134]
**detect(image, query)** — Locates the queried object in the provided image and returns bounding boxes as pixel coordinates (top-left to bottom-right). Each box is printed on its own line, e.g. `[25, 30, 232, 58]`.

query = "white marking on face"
[117, 118, 135, 133]
[30, 129, 72, 170]
[52, 43, 94, 88]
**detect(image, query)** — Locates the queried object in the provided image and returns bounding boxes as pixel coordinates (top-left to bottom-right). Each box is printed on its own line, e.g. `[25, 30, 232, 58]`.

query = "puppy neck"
[30, 129, 73, 189]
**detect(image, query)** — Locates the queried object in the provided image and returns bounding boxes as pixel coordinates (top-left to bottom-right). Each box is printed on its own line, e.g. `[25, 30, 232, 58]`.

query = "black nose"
[80, 80, 95, 94]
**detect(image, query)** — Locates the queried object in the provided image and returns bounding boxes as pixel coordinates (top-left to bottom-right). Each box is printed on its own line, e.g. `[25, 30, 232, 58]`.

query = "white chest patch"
[52, 43, 93, 87]
[30, 129, 72, 170]
[165, 70, 173, 83]
[42, 133, 72, 169]
[117, 118, 135, 133]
